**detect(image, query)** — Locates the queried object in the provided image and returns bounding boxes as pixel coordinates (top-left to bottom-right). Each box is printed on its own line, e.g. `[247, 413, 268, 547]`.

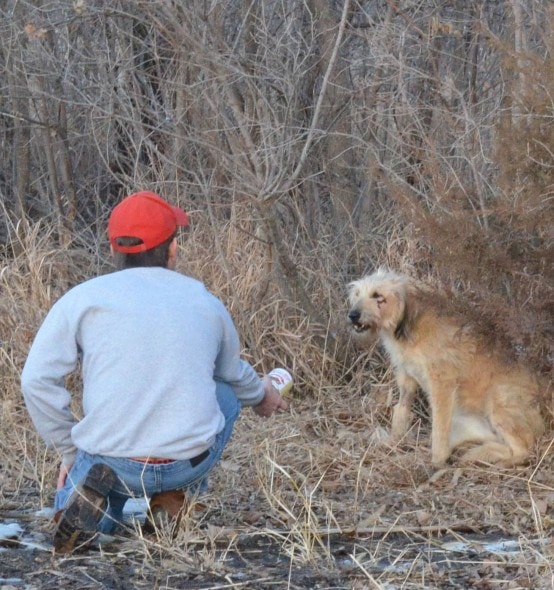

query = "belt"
[130, 449, 210, 467]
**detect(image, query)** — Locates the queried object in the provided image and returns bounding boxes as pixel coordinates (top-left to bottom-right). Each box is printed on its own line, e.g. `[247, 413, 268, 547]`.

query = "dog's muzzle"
[348, 309, 371, 333]
[348, 309, 361, 323]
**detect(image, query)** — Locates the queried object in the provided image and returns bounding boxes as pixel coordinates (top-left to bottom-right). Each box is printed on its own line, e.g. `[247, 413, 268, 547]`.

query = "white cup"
[268, 368, 293, 396]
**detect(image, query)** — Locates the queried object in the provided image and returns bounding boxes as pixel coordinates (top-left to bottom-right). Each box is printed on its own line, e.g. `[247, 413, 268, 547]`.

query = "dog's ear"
[393, 286, 421, 340]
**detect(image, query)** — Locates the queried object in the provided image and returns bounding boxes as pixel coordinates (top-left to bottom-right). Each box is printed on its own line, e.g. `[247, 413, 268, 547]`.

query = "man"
[21, 191, 288, 554]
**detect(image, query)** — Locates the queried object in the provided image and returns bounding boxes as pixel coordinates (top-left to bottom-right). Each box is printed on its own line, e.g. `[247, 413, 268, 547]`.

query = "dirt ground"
[1, 501, 552, 589]
[1, 527, 550, 590]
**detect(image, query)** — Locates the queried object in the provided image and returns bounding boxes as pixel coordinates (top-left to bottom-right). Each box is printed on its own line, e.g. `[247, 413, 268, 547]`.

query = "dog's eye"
[371, 292, 381, 299]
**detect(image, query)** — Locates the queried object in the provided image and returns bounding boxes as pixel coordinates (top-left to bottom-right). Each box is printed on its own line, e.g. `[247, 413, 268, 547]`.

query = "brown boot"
[143, 490, 187, 538]
[53, 463, 116, 554]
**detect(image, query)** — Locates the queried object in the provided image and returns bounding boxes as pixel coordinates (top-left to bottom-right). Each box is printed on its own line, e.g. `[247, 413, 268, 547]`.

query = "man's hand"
[252, 375, 290, 418]
[57, 463, 72, 490]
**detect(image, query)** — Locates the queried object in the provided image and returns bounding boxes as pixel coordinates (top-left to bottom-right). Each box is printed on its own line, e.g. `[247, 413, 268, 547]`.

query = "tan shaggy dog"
[347, 269, 545, 468]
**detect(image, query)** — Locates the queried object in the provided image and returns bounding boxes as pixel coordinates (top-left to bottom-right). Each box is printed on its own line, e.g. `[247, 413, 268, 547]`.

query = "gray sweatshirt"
[21, 267, 264, 466]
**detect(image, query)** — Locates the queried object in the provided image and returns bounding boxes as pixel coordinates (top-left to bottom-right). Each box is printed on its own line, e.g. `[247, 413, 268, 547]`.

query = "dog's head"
[347, 269, 411, 342]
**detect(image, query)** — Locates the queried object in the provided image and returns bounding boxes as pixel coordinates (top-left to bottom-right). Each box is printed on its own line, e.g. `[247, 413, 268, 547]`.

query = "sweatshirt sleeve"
[21, 298, 80, 466]
[213, 302, 265, 407]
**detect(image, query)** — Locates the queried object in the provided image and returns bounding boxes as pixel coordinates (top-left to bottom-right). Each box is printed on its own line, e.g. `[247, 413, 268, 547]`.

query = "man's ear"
[168, 238, 178, 266]
[110, 245, 115, 257]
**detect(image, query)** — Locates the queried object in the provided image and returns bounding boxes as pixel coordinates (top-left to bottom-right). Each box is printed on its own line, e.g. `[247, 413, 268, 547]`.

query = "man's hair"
[112, 233, 175, 269]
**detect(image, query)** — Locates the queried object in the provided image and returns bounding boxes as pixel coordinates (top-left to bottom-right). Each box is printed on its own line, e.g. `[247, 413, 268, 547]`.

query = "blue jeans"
[54, 382, 241, 533]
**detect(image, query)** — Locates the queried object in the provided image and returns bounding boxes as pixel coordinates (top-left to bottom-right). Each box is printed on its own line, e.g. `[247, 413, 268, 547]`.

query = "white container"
[268, 368, 294, 396]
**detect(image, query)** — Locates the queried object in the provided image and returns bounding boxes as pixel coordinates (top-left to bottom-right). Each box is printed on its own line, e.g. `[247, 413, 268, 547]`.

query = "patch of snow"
[0, 523, 23, 540]
[441, 537, 551, 556]
[35, 507, 55, 519]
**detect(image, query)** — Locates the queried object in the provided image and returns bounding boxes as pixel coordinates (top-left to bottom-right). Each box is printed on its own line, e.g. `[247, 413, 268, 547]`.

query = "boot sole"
[53, 463, 117, 554]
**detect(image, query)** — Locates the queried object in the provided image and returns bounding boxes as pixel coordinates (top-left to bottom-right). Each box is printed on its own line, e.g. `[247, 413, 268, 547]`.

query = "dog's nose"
[348, 309, 360, 323]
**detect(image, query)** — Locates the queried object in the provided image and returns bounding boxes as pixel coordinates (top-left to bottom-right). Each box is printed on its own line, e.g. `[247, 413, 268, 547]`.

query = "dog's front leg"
[428, 382, 457, 467]
[390, 371, 418, 442]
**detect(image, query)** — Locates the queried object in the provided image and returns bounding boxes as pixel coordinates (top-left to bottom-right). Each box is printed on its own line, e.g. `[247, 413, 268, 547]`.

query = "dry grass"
[1, 217, 552, 589]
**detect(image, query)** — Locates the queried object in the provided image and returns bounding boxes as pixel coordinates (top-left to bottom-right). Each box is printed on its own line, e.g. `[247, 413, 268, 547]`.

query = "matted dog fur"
[347, 269, 545, 468]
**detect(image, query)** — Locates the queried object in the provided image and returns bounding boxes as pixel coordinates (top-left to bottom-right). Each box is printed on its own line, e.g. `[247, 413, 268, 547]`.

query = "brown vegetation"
[1, 1, 552, 588]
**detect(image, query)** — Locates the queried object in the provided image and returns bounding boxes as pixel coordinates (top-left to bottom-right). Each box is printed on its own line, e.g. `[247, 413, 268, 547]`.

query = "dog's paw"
[431, 452, 450, 469]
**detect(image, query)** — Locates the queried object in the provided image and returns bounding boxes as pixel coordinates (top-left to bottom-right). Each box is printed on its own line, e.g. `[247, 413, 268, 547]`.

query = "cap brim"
[171, 206, 190, 227]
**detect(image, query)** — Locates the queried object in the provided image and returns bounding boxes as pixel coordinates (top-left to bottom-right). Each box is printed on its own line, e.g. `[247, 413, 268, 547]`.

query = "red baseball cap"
[108, 191, 189, 253]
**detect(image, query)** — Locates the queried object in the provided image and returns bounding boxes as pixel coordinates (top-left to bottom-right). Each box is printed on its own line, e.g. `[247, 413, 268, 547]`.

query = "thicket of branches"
[1, 0, 552, 380]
